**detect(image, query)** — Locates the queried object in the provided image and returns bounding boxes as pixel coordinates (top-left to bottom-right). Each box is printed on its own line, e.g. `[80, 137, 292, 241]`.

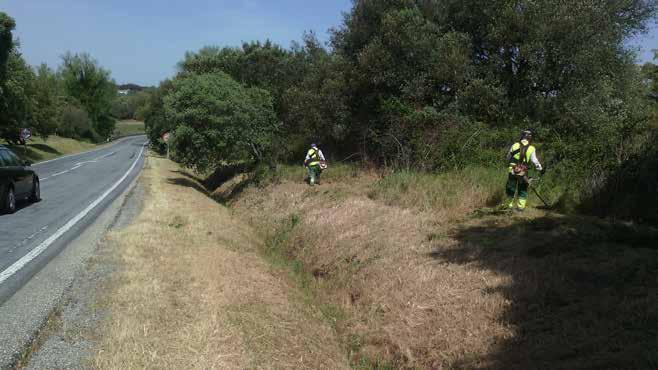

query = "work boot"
[506, 198, 515, 209]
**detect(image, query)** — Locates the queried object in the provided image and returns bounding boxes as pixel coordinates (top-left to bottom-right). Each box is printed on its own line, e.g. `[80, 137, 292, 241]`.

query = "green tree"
[60, 52, 117, 140]
[57, 104, 94, 140]
[643, 51, 658, 97]
[131, 90, 152, 121]
[280, 34, 352, 157]
[178, 40, 306, 118]
[143, 80, 176, 152]
[0, 12, 15, 81]
[329, 0, 657, 170]
[0, 12, 24, 143]
[31, 64, 62, 138]
[164, 73, 278, 171]
[0, 52, 37, 143]
[111, 90, 152, 121]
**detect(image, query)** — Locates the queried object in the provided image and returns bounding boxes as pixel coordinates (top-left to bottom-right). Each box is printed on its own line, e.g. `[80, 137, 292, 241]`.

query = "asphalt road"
[0, 135, 147, 304]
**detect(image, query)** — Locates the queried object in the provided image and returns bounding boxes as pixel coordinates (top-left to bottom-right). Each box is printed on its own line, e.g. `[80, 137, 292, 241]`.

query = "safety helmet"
[311, 143, 318, 149]
[521, 129, 534, 140]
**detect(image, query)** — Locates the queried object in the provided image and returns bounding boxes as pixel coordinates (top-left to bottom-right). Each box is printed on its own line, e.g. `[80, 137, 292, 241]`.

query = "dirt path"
[88, 156, 348, 369]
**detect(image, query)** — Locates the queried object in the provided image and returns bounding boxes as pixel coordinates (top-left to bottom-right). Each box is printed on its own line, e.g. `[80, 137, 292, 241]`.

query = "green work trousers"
[307, 165, 321, 185]
[505, 173, 529, 209]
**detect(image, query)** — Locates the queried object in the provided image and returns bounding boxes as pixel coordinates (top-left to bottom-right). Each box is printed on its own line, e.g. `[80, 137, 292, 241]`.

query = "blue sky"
[1, 0, 656, 86]
[1, 0, 353, 86]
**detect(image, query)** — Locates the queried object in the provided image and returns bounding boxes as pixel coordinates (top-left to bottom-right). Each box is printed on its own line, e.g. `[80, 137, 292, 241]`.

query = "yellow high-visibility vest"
[508, 141, 536, 173]
[307, 148, 321, 167]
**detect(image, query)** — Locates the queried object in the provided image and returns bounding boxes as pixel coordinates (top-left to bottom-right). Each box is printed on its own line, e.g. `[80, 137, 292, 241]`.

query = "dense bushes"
[57, 105, 96, 141]
[145, 0, 657, 219]
[330, 1, 655, 171]
[111, 90, 151, 121]
[580, 130, 658, 224]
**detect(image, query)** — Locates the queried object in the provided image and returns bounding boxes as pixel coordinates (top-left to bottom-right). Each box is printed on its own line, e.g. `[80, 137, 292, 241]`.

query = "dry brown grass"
[232, 178, 513, 369]
[92, 156, 349, 369]
[229, 169, 658, 369]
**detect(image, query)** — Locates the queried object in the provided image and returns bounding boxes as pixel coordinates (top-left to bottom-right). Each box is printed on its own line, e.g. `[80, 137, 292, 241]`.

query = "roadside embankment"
[112, 120, 145, 138]
[2, 135, 97, 163]
[90, 156, 349, 369]
[3, 121, 145, 164]
[217, 164, 658, 369]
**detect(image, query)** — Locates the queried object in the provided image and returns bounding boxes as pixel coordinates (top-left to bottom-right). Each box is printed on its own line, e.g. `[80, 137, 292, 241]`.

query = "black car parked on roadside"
[0, 145, 40, 214]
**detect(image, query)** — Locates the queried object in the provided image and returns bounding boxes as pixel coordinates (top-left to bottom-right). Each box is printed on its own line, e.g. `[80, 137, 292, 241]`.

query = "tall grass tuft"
[257, 163, 361, 185]
[369, 166, 505, 215]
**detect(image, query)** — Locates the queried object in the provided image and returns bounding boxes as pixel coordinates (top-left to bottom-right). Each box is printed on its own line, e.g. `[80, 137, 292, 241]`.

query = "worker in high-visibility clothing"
[304, 143, 326, 186]
[505, 129, 545, 211]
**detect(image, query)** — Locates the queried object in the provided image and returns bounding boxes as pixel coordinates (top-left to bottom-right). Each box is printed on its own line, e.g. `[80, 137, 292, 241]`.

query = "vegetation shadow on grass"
[200, 163, 255, 190]
[4, 144, 51, 163]
[170, 167, 256, 204]
[430, 214, 658, 370]
[28, 143, 61, 155]
[166, 177, 209, 196]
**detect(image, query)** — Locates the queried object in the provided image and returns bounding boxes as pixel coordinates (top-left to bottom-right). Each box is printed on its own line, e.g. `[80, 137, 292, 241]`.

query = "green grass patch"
[258, 162, 361, 185]
[1, 135, 97, 163]
[369, 166, 505, 212]
[113, 120, 145, 137]
[262, 214, 316, 300]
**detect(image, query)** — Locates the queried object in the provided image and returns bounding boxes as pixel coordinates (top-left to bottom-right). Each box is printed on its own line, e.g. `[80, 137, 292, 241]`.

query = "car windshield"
[5, 150, 21, 166]
[0, 149, 21, 166]
[0, 150, 12, 166]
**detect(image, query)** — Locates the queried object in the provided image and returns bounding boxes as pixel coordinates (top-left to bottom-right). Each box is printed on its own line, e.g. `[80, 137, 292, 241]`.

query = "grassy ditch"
[260, 212, 399, 370]
[92, 156, 350, 369]
[221, 163, 658, 369]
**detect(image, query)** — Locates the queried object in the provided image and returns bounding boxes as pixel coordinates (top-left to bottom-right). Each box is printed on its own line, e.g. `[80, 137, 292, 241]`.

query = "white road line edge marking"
[33, 136, 136, 166]
[50, 170, 69, 178]
[43, 151, 119, 179]
[0, 143, 147, 286]
[94, 151, 116, 160]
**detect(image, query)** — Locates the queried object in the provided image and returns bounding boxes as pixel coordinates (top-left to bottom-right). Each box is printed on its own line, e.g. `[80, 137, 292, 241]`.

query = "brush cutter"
[527, 177, 552, 208]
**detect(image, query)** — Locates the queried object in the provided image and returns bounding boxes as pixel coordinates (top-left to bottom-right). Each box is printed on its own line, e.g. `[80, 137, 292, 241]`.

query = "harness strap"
[309, 148, 319, 161]
[510, 143, 529, 165]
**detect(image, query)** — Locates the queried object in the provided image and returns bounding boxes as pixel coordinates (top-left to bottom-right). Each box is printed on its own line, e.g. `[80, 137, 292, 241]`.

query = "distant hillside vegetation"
[116, 83, 153, 91]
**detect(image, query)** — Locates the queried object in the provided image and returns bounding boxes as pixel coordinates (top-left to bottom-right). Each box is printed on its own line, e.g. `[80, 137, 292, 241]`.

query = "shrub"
[165, 72, 278, 172]
[58, 104, 96, 141]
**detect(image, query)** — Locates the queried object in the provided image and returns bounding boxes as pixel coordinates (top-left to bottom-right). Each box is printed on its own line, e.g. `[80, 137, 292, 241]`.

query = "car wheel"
[30, 177, 41, 202]
[3, 186, 16, 214]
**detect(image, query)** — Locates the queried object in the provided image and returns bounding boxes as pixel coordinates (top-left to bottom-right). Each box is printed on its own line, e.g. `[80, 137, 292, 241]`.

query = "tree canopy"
[0, 12, 117, 143]
[145, 0, 657, 208]
[164, 73, 278, 172]
[60, 52, 117, 139]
